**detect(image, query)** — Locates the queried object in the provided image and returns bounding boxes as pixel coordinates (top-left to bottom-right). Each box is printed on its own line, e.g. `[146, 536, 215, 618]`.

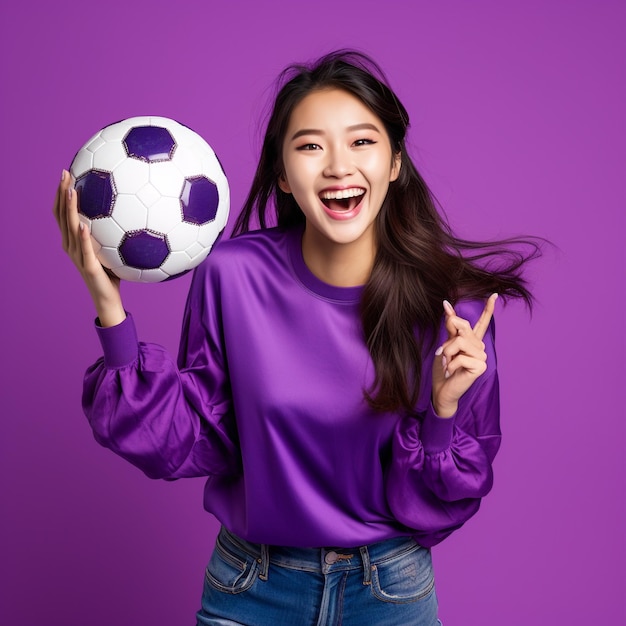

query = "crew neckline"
[287, 225, 365, 303]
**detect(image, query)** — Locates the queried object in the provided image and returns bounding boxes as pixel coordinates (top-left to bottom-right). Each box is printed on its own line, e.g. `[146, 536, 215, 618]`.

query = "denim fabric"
[196, 526, 442, 626]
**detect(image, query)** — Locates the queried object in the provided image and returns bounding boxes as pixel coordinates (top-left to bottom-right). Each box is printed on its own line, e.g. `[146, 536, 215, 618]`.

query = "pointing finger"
[472, 293, 498, 340]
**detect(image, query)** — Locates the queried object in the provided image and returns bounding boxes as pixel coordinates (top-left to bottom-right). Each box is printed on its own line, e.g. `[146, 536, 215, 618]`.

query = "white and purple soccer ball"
[69, 116, 229, 282]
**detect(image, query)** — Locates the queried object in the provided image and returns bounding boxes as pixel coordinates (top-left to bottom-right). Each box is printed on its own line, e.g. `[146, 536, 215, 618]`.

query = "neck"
[301, 226, 376, 287]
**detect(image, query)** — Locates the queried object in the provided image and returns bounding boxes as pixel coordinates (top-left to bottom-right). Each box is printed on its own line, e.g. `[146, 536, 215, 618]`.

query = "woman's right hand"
[53, 170, 126, 328]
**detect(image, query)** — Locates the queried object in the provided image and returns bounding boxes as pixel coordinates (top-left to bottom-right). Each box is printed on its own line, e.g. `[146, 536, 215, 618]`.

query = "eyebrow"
[290, 122, 382, 141]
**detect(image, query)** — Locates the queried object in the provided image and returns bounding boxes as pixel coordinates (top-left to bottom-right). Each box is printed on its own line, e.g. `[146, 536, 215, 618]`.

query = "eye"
[353, 138, 376, 147]
[296, 143, 321, 151]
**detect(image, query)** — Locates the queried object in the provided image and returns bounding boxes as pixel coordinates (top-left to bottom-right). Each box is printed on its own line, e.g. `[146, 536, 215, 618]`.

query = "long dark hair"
[233, 50, 541, 413]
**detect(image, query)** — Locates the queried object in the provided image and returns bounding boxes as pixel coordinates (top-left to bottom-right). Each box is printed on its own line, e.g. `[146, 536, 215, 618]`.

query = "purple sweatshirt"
[84, 226, 500, 549]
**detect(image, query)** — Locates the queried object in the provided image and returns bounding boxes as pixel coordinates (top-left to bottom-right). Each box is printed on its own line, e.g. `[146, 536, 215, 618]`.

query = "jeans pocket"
[204, 534, 260, 595]
[370, 543, 435, 604]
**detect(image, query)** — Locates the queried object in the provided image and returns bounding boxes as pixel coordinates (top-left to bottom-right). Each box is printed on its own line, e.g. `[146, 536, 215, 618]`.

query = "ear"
[278, 174, 291, 194]
[389, 152, 402, 182]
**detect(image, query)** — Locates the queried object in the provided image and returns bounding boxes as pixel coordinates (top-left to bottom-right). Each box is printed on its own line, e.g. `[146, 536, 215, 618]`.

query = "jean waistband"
[218, 526, 423, 582]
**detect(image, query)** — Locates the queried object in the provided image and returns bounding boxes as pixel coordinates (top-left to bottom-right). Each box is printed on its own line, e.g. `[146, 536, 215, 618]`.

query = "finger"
[472, 293, 498, 340]
[443, 300, 461, 340]
[441, 335, 487, 362]
[62, 171, 78, 253]
[70, 189, 97, 270]
[65, 186, 81, 255]
[54, 170, 72, 250]
[439, 335, 485, 378]
[438, 299, 470, 356]
[77, 221, 103, 277]
[443, 299, 456, 318]
[444, 353, 488, 379]
[66, 185, 80, 230]
[52, 170, 65, 227]
[78, 220, 92, 259]
[444, 311, 473, 339]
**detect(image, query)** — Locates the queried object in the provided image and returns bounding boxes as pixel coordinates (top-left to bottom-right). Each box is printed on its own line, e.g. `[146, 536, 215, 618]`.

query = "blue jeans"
[196, 526, 442, 626]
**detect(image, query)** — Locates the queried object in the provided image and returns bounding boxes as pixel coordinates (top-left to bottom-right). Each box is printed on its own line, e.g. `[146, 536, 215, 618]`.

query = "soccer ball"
[69, 116, 229, 282]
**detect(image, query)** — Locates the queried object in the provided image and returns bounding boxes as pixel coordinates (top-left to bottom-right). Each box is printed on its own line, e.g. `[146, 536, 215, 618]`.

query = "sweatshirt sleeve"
[82, 262, 241, 480]
[385, 301, 501, 547]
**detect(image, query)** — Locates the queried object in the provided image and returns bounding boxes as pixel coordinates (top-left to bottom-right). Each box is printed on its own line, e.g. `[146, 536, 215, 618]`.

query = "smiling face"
[278, 88, 401, 283]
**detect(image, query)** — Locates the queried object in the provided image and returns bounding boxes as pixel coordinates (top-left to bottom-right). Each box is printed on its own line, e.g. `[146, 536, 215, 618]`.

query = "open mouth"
[319, 188, 365, 212]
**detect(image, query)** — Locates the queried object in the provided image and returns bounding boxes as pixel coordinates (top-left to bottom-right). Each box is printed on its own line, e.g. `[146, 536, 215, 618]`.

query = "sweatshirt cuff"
[94, 313, 139, 368]
[420, 404, 455, 453]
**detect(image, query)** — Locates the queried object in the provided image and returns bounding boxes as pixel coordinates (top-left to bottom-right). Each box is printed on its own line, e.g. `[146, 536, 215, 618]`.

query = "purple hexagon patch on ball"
[124, 126, 176, 162]
[180, 176, 219, 225]
[119, 231, 170, 269]
[75, 170, 115, 219]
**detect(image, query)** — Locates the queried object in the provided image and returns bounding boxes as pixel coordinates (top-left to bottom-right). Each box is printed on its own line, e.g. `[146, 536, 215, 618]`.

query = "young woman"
[54, 50, 537, 625]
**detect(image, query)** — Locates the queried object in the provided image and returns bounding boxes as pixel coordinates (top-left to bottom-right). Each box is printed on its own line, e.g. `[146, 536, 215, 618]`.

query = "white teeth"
[320, 188, 365, 200]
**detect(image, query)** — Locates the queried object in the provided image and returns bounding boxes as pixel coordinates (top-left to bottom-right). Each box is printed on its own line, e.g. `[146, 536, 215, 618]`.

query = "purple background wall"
[1, 1, 623, 624]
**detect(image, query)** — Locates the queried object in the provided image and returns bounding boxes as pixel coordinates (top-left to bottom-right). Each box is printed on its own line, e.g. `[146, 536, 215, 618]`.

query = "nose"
[323, 145, 354, 178]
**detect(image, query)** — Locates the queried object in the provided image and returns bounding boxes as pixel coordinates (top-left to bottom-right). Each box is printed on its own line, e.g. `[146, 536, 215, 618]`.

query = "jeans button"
[325, 550, 338, 564]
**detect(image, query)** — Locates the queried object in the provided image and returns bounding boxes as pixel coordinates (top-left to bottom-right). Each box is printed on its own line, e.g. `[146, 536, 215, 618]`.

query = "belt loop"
[360, 546, 372, 585]
[258, 543, 270, 581]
